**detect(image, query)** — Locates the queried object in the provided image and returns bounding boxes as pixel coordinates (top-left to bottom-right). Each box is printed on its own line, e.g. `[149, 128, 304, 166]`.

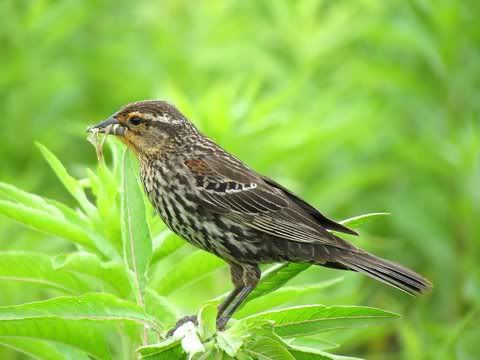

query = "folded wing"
[184, 155, 356, 251]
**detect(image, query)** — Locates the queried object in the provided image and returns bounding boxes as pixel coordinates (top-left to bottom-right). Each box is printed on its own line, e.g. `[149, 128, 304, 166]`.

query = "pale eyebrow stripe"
[150, 115, 171, 123]
[150, 115, 184, 125]
[127, 111, 184, 124]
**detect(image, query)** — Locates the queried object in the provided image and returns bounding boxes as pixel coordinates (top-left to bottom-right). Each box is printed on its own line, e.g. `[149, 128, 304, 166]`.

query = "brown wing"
[260, 176, 358, 236]
[184, 155, 355, 250]
[184, 157, 289, 215]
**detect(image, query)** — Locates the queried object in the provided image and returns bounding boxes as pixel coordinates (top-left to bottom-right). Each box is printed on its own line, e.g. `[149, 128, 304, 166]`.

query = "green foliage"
[0, 338, 90, 360]
[153, 251, 225, 296]
[235, 279, 343, 318]
[138, 300, 398, 360]
[0, 144, 397, 358]
[0, 293, 160, 359]
[1, 0, 479, 358]
[0, 252, 90, 295]
[238, 306, 399, 338]
[121, 150, 152, 307]
[52, 252, 131, 297]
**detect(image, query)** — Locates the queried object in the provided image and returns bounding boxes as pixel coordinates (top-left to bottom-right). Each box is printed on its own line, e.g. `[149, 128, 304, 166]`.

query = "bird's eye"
[130, 117, 143, 126]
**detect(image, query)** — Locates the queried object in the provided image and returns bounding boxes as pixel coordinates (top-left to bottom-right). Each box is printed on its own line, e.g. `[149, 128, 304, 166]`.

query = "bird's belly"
[149, 192, 268, 263]
[143, 175, 290, 264]
[147, 189, 223, 254]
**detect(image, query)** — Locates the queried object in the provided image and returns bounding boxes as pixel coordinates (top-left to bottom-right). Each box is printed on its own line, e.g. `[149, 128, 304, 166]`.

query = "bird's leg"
[166, 288, 241, 337]
[216, 264, 261, 330]
[216, 285, 254, 330]
[217, 286, 243, 317]
[217, 264, 245, 317]
[166, 264, 260, 337]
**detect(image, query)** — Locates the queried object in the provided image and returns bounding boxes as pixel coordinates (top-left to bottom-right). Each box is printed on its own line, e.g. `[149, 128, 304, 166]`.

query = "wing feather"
[184, 155, 354, 250]
[261, 176, 358, 235]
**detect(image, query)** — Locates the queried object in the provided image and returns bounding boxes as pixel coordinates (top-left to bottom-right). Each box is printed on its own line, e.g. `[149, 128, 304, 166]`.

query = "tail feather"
[326, 249, 432, 295]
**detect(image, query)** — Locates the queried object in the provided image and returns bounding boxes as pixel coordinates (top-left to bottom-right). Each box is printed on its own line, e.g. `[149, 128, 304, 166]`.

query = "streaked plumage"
[90, 100, 432, 332]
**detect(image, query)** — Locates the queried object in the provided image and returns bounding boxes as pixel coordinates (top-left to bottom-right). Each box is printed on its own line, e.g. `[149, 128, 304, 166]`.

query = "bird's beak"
[87, 116, 127, 136]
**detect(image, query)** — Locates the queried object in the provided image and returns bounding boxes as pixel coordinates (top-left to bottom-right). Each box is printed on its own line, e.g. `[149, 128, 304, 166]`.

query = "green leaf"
[44, 198, 92, 228]
[145, 288, 179, 327]
[245, 335, 295, 360]
[0, 182, 63, 217]
[0, 199, 94, 249]
[0, 293, 161, 359]
[289, 346, 362, 360]
[198, 349, 237, 360]
[245, 327, 358, 360]
[97, 160, 120, 207]
[227, 318, 275, 339]
[153, 250, 225, 296]
[288, 341, 363, 360]
[288, 348, 337, 360]
[137, 338, 185, 359]
[240, 305, 400, 338]
[52, 253, 131, 297]
[285, 337, 357, 360]
[121, 150, 153, 304]
[0, 199, 117, 259]
[216, 331, 244, 357]
[88, 162, 123, 252]
[290, 337, 339, 351]
[151, 230, 185, 264]
[107, 139, 125, 180]
[0, 337, 90, 360]
[236, 278, 343, 318]
[0, 252, 90, 295]
[246, 263, 311, 302]
[198, 304, 218, 339]
[36, 143, 97, 217]
[339, 213, 390, 229]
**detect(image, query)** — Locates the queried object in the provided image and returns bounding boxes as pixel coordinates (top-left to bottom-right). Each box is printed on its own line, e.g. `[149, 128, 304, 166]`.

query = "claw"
[166, 315, 198, 338]
[216, 316, 229, 331]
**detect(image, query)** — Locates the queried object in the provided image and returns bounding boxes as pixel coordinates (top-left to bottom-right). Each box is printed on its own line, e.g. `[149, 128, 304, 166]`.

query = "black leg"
[217, 286, 243, 317]
[216, 263, 260, 329]
[167, 263, 260, 336]
[217, 285, 255, 329]
[168, 286, 243, 337]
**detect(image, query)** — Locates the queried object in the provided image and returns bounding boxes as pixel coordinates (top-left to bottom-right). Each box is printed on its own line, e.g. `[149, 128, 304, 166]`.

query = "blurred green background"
[1, 0, 479, 359]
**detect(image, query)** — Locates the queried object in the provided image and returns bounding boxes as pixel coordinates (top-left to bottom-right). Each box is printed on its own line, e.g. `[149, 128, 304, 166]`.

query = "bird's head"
[88, 100, 195, 158]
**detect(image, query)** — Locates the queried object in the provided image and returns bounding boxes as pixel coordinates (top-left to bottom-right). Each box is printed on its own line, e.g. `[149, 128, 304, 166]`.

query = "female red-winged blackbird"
[90, 100, 431, 332]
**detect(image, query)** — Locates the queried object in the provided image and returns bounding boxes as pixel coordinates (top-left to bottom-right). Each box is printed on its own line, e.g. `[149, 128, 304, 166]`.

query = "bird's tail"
[320, 247, 432, 295]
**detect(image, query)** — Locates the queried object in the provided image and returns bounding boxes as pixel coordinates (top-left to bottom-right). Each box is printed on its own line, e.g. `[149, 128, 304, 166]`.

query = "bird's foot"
[166, 315, 198, 337]
[216, 316, 229, 331]
[167, 315, 231, 337]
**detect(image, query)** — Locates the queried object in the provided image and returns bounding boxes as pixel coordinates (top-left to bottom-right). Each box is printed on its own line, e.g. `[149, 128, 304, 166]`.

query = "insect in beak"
[87, 116, 127, 136]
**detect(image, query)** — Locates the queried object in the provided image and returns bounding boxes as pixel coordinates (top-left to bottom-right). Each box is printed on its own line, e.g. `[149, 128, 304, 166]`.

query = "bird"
[89, 100, 432, 334]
